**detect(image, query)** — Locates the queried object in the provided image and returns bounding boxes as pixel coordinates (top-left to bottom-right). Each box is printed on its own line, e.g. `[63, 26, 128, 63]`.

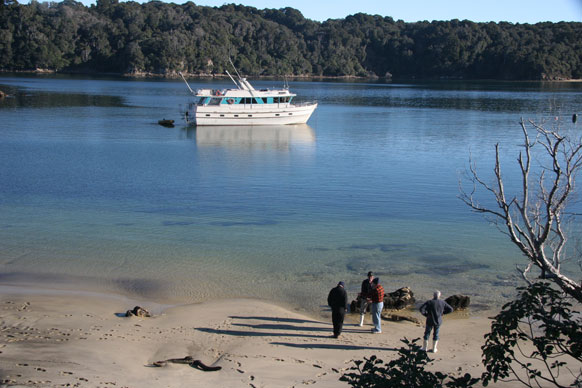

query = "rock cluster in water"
[350, 287, 471, 314]
[350, 287, 416, 313]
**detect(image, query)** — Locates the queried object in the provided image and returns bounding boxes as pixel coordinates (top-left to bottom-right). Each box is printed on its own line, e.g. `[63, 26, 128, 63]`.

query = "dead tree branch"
[459, 118, 582, 302]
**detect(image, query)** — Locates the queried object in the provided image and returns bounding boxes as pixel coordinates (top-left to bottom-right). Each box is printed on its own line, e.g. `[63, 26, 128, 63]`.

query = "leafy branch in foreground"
[340, 338, 479, 388]
[481, 282, 582, 388]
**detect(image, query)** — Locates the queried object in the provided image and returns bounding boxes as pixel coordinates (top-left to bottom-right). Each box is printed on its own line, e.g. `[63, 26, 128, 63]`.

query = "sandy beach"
[0, 285, 522, 388]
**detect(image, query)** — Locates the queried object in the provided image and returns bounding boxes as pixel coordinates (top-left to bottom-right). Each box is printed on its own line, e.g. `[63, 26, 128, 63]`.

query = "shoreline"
[0, 284, 521, 387]
[0, 275, 501, 322]
[2, 69, 581, 83]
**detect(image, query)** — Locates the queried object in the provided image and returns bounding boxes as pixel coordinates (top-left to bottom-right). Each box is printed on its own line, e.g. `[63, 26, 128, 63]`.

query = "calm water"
[1, 75, 581, 315]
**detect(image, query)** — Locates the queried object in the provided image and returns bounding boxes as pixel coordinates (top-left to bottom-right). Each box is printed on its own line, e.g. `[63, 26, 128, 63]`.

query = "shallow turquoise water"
[1, 75, 581, 314]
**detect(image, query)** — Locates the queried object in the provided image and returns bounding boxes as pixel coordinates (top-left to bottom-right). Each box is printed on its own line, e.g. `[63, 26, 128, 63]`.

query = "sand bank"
[0, 286, 519, 387]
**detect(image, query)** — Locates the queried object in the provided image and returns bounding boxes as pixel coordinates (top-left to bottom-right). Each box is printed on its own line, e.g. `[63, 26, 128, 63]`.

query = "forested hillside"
[1, 0, 581, 80]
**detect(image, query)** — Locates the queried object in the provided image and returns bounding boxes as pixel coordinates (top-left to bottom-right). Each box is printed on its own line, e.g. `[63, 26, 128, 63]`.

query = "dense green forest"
[1, 0, 581, 80]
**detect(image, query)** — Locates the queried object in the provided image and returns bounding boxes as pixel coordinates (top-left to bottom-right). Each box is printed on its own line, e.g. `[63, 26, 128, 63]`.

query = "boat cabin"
[193, 93, 293, 106]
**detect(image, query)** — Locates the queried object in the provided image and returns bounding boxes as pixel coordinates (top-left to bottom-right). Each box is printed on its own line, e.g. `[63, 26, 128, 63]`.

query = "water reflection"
[299, 81, 582, 113]
[194, 124, 315, 150]
[0, 84, 126, 109]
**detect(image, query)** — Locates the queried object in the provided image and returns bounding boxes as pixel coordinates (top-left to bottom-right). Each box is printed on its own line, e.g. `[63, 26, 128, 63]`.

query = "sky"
[24, 0, 582, 23]
[182, 0, 582, 23]
[58, 0, 580, 23]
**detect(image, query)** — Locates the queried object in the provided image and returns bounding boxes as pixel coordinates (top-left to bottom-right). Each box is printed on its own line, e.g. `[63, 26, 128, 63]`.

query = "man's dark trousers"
[332, 307, 346, 337]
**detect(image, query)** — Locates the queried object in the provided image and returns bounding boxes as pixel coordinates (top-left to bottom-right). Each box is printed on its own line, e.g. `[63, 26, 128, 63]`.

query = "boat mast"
[229, 57, 243, 81]
[225, 70, 241, 90]
[178, 72, 195, 95]
[228, 56, 257, 97]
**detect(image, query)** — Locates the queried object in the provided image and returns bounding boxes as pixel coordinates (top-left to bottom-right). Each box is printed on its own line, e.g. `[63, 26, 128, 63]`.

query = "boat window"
[241, 97, 254, 105]
[208, 98, 221, 106]
[273, 97, 290, 103]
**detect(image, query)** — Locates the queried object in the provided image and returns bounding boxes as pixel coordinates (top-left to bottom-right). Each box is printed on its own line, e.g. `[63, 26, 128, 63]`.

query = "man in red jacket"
[368, 277, 384, 334]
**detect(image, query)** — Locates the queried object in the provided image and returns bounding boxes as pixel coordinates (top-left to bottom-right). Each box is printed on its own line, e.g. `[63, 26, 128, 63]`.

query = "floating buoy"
[573, 113, 578, 124]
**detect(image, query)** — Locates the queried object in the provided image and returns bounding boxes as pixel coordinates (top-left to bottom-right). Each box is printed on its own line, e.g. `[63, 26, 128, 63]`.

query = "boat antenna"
[225, 70, 241, 89]
[227, 54, 257, 96]
[228, 56, 243, 81]
[178, 72, 195, 95]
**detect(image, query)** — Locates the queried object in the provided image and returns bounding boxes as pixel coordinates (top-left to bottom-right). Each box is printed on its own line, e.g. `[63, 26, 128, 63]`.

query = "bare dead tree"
[459, 118, 582, 303]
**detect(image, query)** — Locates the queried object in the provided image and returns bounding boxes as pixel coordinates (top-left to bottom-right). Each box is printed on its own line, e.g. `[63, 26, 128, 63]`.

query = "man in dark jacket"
[327, 281, 348, 338]
[419, 290, 454, 353]
[358, 271, 374, 327]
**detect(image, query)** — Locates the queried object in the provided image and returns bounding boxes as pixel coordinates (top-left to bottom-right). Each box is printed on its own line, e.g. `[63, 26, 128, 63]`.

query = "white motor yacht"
[181, 72, 317, 126]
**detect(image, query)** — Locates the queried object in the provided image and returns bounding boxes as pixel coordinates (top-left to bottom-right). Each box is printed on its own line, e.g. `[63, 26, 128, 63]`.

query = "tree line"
[1, 0, 581, 80]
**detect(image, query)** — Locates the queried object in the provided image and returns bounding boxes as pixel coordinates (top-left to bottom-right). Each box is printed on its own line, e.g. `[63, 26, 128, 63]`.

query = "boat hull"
[191, 103, 317, 126]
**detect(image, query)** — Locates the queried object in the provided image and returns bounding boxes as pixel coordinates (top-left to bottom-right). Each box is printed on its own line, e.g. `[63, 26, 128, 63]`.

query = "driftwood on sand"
[381, 312, 421, 324]
[150, 356, 222, 371]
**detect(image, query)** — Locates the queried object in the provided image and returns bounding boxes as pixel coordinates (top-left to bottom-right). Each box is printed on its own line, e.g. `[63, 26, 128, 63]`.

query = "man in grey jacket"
[419, 290, 453, 353]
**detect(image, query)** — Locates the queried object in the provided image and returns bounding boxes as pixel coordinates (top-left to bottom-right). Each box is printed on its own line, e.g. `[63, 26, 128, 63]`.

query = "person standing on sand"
[369, 277, 384, 334]
[358, 271, 374, 327]
[419, 290, 454, 353]
[327, 281, 348, 338]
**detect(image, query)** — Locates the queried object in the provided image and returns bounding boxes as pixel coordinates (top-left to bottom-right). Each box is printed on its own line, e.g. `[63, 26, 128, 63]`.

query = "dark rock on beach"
[384, 287, 416, 310]
[125, 306, 151, 317]
[350, 287, 416, 313]
[445, 294, 471, 310]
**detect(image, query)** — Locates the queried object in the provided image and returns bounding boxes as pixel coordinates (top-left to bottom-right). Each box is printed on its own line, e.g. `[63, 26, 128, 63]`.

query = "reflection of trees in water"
[320, 94, 562, 112]
[0, 88, 126, 109]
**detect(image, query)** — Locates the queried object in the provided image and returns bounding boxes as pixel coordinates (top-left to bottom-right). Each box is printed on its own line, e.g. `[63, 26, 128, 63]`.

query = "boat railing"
[293, 100, 318, 107]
